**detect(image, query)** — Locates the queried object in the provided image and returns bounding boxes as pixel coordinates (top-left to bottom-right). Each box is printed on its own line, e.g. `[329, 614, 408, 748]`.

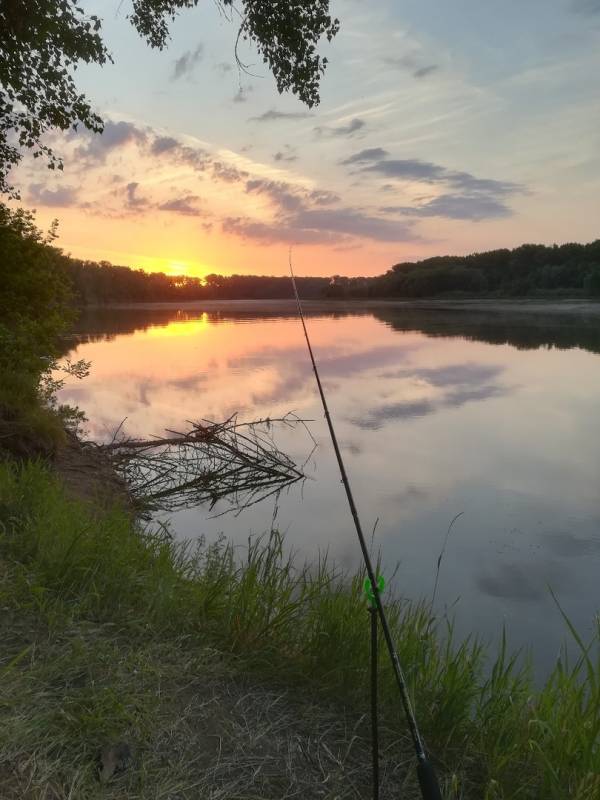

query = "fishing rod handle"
[417, 758, 444, 800]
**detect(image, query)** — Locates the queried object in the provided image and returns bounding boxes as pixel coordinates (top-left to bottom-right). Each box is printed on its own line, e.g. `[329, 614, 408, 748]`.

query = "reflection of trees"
[371, 307, 600, 354]
[64, 305, 373, 343]
[62, 304, 600, 356]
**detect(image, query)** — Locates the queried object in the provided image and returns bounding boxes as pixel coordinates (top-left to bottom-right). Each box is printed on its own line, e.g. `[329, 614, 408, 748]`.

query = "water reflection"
[356, 362, 511, 430]
[68, 302, 600, 354]
[58, 301, 600, 674]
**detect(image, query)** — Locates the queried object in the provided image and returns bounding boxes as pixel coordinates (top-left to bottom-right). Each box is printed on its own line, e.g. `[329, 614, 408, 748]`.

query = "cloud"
[361, 154, 522, 195]
[125, 181, 148, 209]
[341, 148, 390, 165]
[28, 183, 79, 207]
[383, 55, 440, 80]
[245, 179, 303, 211]
[315, 117, 366, 138]
[414, 64, 439, 79]
[171, 44, 204, 80]
[222, 217, 339, 245]
[212, 161, 248, 183]
[363, 157, 448, 181]
[449, 173, 521, 195]
[245, 179, 340, 215]
[346, 149, 525, 220]
[273, 145, 297, 163]
[382, 193, 513, 221]
[158, 195, 204, 216]
[233, 85, 253, 103]
[223, 204, 418, 246]
[59, 117, 437, 244]
[250, 109, 312, 122]
[291, 207, 417, 242]
[151, 136, 179, 155]
[176, 144, 212, 172]
[572, 0, 600, 13]
[215, 61, 233, 74]
[75, 120, 146, 163]
[309, 189, 340, 205]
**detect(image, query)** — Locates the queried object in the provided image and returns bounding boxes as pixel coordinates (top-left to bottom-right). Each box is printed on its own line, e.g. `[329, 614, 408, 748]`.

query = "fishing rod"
[289, 259, 443, 800]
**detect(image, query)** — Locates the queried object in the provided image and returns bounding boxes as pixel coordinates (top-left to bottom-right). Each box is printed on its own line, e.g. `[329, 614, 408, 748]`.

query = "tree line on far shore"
[64, 239, 600, 304]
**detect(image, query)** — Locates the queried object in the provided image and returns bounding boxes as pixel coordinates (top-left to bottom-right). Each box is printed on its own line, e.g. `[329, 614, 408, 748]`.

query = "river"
[59, 300, 600, 673]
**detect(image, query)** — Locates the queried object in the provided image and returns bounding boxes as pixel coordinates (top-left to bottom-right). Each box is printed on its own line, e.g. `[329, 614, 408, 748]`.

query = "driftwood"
[97, 413, 314, 516]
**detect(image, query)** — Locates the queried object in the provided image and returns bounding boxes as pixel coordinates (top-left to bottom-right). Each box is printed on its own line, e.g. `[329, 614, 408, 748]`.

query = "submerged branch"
[96, 413, 315, 516]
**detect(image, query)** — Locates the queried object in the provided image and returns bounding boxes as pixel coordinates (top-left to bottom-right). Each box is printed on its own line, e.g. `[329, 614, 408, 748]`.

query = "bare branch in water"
[96, 413, 315, 516]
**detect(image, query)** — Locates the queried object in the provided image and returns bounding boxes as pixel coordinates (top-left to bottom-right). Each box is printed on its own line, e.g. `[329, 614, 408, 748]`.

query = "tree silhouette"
[0, 1, 339, 196]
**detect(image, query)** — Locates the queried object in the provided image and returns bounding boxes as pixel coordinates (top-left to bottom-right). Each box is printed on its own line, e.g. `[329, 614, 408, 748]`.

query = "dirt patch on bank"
[52, 431, 133, 511]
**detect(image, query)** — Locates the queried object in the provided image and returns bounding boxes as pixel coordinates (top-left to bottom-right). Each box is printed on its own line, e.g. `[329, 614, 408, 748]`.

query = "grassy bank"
[0, 461, 598, 798]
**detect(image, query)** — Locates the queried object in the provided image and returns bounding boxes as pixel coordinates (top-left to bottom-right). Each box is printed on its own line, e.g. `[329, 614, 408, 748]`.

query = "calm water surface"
[60, 302, 600, 672]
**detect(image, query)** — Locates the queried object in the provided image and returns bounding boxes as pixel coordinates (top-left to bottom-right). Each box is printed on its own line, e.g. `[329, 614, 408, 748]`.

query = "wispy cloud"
[171, 44, 204, 80]
[381, 193, 513, 221]
[75, 120, 146, 164]
[158, 195, 204, 216]
[315, 117, 366, 138]
[151, 136, 179, 155]
[273, 145, 297, 163]
[414, 65, 439, 79]
[214, 61, 233, 74]
[125, 181, 148, 209]
[341, 148, 390, 165]
[223, 205, 419, 246]
[250, 109, 313, 122]
[383, 55, 440, 80]
[345, 149, 525, 220]
[28, 183, 79, 207]
[233, 85, 253, 103]
[212, 161, 248, 183]
[572, 0, 600, 13]
[245, 179, 303, 211]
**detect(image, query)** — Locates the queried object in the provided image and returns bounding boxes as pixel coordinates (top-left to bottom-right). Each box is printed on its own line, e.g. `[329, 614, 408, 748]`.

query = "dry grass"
[0, 608, 417, 800]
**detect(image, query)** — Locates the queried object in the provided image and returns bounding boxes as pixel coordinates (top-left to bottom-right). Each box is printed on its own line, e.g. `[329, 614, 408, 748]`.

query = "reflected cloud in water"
[541, 530, 600, 558]
[477, 560, 570, 602]
[355, 362, 511, 430]
[229, 342, 421, 408]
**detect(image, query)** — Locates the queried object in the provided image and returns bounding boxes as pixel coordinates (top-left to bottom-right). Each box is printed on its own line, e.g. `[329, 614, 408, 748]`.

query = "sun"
[166, 260, 189, 276]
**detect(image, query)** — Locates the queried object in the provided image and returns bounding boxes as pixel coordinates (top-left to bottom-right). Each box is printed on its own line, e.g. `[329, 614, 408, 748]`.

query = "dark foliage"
[0, 203, 73, 383]
[63, 240, 600, 306]
[63, 258, 330, 304]
[0, 0, 338, 195]
[325, 241, 600, 299]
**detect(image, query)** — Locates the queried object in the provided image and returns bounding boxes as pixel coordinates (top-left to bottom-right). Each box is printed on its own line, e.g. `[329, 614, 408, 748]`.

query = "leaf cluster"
[0, 1, 339, 196]
[0, 0, 109, 196]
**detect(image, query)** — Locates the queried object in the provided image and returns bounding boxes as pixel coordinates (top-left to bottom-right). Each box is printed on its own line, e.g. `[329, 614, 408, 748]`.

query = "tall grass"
[0, 461, 598, 798]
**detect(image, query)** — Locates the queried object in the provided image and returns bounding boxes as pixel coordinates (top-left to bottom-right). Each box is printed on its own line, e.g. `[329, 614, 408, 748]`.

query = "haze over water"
[60, 302, 600, 673]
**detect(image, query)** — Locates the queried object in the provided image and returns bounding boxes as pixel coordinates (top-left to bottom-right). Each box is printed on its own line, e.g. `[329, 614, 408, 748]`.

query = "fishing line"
[289, 255, 443, 800]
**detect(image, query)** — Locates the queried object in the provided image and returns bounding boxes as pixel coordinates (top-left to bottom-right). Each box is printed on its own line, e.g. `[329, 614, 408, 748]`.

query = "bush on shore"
[0, 204, 87, 456]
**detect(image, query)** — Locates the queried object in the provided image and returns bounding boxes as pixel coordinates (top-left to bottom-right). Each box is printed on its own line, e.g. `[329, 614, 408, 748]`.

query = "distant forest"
[64, 240, 600, 304]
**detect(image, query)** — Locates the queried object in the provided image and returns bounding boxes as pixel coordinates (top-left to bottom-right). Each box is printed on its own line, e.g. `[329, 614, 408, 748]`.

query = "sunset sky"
[13, 0, 600, 278]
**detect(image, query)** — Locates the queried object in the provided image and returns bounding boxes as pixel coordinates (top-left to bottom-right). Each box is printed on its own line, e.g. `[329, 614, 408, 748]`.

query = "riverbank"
[1, 458, 598, 799]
